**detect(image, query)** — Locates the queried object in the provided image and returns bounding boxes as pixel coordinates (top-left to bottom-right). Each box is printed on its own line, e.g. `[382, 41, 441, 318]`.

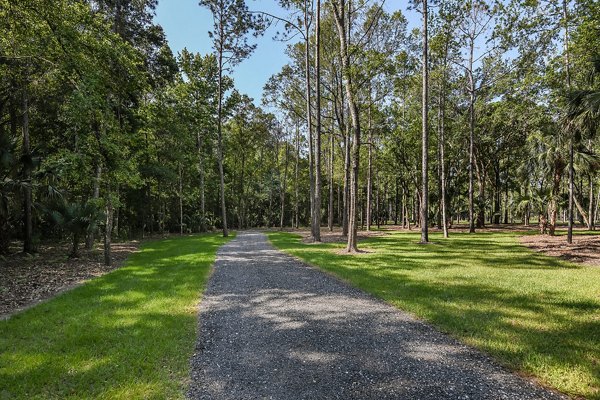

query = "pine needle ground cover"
[0, 234, 231, 400]
[268, 231, 600, 399]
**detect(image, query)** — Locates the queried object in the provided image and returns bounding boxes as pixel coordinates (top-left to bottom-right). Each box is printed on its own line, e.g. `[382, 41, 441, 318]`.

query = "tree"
[199, 0, 262, 237]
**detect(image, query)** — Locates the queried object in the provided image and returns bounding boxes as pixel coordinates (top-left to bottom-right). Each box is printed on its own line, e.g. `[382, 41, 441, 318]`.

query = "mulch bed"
[0, 241, 140, 319]
[519, 234, 600, 267]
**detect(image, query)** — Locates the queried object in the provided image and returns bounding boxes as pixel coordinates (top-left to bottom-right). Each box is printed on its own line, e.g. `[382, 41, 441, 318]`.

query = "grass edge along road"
[268, 231, 600, 400]
[0, 233, 232, 400]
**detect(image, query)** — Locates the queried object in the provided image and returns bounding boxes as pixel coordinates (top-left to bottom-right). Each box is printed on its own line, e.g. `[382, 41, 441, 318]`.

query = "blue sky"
[155, 1, 414, 104]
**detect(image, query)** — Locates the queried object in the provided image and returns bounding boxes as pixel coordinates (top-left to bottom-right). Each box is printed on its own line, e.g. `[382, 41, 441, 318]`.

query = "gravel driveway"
[188, 232, 565, 400]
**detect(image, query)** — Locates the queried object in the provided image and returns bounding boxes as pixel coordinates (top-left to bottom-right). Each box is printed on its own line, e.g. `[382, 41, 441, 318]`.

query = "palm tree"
[48, 200, 103, 258]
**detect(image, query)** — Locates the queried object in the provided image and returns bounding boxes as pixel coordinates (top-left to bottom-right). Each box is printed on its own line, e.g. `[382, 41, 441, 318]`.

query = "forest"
[2, 1, 600, 399]
[1, 0, 599, 256]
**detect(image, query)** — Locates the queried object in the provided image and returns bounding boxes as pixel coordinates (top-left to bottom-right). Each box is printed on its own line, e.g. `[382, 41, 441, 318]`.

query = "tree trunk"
[331, 0, 360, 251]
[366, 105, 373, 231]
[438, 72, 449, 238]
[588, 175, 595, 231]
[295, 121, 300, 229]
[104, 192, 113, 266]
[280, 141, 289, 229]
[86, 165, 102, 249]
[217, 41, 228, 237]
[468, 32, 476, 234]
[342, 121, 350, 236]
[179, 166, 184, 235]
[420, 0, 429, 243]
[564, 0, 574, 244]
[328, 131, 334, 231]
[197, 131, 206, 231]
[22, 86, 33, 253]
[70, 233, 80, 259]
[313, 0, 322, 241]
[304, 0, 316, 240]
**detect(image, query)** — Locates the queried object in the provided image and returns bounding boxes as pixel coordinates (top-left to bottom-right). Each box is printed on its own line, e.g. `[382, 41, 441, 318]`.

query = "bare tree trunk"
[104, 190, 113, 266]
[468, 30, 476, 234]
[313, 0, 322, 241]
[420, 0, 429, 243]
[197, 131, 206, 231]
[86, 164, 102, 249]
[564, 0, 574, 244]
[295, 121, 300, 229]
[331, 0, 360, 252]
[304, 0, 316, 240]
[588, 176, 594, 230]
[439, 77, 449, 238]
[22, 86, 33, 253]
[342, 122, 350, 236]
[179, 166, 184, 235]
[366, 106, 373, 231]
[217, 41, 228, 237]
[280, 141, 289, 229]
[328, 131, 334, 231]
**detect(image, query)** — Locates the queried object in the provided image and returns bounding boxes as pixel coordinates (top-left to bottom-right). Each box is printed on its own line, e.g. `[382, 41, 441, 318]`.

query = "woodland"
[1, 0, 599, 259]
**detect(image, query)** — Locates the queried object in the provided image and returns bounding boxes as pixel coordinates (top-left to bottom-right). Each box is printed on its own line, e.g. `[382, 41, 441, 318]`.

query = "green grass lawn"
[0, 233, 231, 400]
[268, 230, 600, 399]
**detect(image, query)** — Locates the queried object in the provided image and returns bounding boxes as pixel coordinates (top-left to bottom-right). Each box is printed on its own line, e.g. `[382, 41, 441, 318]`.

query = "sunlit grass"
[0, 233, 232, 399]
[268, 230, 600, 399]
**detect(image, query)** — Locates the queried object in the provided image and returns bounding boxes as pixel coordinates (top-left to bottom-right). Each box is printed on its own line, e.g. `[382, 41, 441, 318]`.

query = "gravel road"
[188, 232, 565, 400]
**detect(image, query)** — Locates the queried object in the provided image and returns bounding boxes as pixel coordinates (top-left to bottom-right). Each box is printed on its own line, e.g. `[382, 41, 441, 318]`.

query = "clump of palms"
[47, 200, 103, 258]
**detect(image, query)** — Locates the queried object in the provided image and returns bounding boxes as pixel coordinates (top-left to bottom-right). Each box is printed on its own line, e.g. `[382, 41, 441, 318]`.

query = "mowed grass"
[268, 230, 600, 399]
[0, 233, 231, 400]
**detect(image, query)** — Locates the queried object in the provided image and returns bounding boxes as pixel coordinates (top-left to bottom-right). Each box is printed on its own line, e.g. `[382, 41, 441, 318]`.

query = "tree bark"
[313, 0, 322, 241]
[104, 191, 113, 266]
[331, 0, 360, 251]
[366, 105, 373, 231]
[564, 0, 574, 244]
[468, 26, 476, 234]
[328, 131, 334, 231]
[197, 131, 206, 231]
[217, 33, 228, 237]
[420, 0, 429, 243]
[22, 86, 33, 253]
[304, 0, 316, 240]
[280, 140, 289, 229]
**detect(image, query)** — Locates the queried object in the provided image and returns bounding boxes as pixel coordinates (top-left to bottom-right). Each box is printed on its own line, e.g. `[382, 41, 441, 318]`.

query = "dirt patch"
[519, 234, 600, 266]
[0, 240, 140, 319]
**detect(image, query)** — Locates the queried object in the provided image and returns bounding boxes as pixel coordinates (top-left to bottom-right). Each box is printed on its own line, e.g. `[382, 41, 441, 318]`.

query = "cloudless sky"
[155, 1, 415, 104]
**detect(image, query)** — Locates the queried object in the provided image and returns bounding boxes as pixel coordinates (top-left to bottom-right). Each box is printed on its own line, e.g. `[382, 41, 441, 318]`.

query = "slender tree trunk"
[590, 175, 596, 230]
[304, 0, 316, 240]
[104, 190, 113, 266]
[468, 32, 476, 234]
[331, 0, 360, 251]
[22, 86, 33, 253]
[439, 76, 449, 238]
[564, 0, 574, 243]
[280, 141, 289, 229]
[342, 121, 350, 236]
[366, 106, 373, 231]
[217, 42, 228, 237]
[295, 121, 300, 229]
[313, 0, 322, 241]
[420, 0, 429, 243]
[328, 131, 334, 231]
[86, 164, 102, 249]
[197, 131, 206, 231]
[179, 166, 184, 235]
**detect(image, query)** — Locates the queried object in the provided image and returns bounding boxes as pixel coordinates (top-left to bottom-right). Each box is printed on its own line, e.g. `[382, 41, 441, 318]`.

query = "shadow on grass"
[0, 234, 229, 400]
[269, 231, 600, 399]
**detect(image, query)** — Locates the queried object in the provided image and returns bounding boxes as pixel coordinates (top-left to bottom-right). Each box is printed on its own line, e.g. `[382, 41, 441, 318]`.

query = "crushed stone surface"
[188, 232, 565, 400]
